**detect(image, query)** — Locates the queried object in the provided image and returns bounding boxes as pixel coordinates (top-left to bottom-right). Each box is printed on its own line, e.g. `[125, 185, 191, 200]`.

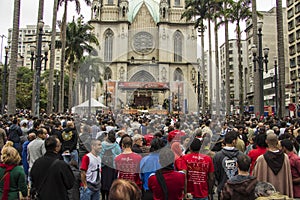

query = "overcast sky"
[0, 0, 285, 62]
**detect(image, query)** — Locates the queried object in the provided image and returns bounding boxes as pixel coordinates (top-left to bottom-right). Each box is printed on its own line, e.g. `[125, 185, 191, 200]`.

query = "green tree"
[182, 0, 210, 114]
[226, 0, 252, 114]
[7, 0, 21, 114]
[47, 0, 59, 114]
[65, 16, 99, 112]
[58, 0, 91, 113]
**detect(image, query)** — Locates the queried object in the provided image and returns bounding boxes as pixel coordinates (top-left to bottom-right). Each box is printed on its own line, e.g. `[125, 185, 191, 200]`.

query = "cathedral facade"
[89, 0, 198, 113]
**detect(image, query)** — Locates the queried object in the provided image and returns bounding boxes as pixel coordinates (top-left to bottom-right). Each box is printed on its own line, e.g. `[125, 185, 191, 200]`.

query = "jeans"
[80, 187, 100, 200]
[63, 149, 79, 164]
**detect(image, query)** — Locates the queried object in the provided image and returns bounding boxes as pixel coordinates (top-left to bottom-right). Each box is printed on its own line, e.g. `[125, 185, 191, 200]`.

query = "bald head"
[266, 133, 278, 147]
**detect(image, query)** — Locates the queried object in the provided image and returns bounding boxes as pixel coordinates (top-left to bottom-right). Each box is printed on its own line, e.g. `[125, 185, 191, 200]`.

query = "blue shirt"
[140, 153, 161, 190]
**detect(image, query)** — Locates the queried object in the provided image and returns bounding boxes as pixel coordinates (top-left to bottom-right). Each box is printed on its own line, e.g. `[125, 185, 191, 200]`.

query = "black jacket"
[213, 148, 244, 193]
[8, 124, 22, 143]
[59, 127, 78, 152]
[30, 152, 75, 200]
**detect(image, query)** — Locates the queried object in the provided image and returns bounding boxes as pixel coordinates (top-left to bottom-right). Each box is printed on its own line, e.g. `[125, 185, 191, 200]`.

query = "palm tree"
[58, 0, 91, 113]
[7, 0, 21, 115]
[276, 0, 285, 118]
[46, 0, 59, 114]
[77, 56, 104, 103]
[182, 0, 210, 114]
[226, 0, 252, 115]
[215, 0, 231, 115]
[252, 0, 260, 116]
[212, 0, 223, 116]
[65, 16, 99, 112]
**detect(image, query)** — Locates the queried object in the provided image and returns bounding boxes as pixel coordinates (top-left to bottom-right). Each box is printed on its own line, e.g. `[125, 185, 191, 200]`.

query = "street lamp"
[176, 80, 180, 112]
[273, 57, 278, 114]
[251, 21, 269, 116]
[30, 20, 49, 117]
[1, 46, 9, 114]
[86, 65, 95, 120]
[54, 71, 59, 113]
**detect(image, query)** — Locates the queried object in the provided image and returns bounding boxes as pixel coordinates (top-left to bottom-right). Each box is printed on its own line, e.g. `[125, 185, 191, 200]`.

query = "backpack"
[221, 151, 238, 180]
[102, 148, 114, 167]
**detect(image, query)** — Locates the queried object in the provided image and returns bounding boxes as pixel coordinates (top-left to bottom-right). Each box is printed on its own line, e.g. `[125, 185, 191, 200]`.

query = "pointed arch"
[104, 67, 112, 80]
[129, 70, 156, 82]
[174, 30, 183, 62]
[174, 68, 183, 81]
[104, 29, 114, 62]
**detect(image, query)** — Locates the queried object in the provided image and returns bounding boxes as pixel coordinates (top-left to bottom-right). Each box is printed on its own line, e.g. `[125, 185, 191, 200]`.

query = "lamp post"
[274, 57, 278, 115]
[251, 21, 269, 117]
[30, 21, 49, 117]
[54, 71, 59, 113]
[197, 66, 201, 116]
[86, 65, 94, 120]
[177, 80, 180, 112]
[1, 46, 9, 114]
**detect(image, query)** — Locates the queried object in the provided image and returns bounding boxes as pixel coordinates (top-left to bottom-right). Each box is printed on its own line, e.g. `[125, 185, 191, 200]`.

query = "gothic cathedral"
[89, 0, 198, 113]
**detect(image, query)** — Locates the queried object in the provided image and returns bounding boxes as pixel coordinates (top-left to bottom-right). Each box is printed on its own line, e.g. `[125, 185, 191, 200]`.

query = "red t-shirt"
[167, 130, 185, 143]
[180, 152, 214, 198]
[248, 146, 267, 175]
[115, 152, 142, 188]
[148, 170, 185, 200]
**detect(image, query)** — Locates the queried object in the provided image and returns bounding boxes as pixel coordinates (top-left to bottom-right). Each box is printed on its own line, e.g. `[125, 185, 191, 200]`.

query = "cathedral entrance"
[133, 94, 153, 109]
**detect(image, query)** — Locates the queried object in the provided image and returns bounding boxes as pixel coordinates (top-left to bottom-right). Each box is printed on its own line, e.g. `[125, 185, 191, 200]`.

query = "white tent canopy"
[72, 98, 107, 114]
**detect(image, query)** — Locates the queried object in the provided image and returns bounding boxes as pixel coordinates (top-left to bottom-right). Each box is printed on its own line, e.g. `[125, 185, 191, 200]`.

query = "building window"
[290, 45, 296, 56]
[104, 29, 113, 62]
[297, 56, 300, 66]
[174, 68, 183, 81]
[290, 58, 296, 68]
[229, 50, 233, 54]
[175, 0, 180, 6]
[296, 16, 300, 26]
[296, 3, 300, 14]
[104, 67, 112, 80]
[288, 20, 295, 30]
[297, 30, 300, 39]
[297, 42, 300, 52]
[174, 30, 182, 62]
[288, 8, 294, 19]
[288, 0, 293, 7]
[107, 0, 113, 4]
[289, 33, 295, 43]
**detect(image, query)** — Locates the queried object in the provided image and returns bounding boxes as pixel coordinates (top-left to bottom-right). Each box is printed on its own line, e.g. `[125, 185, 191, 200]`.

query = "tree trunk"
[225, 9, 230, 115]
[68, 62, 74, 113]
[276, 0, 285, 118]
[47, 0, 58, 114]
[7, 0, 21, 115]
[201, 24, 205, 114]
[237, 22, 244, 114]
[59, 1, 68, 113]
[208, 10, 213, 114]
[214, 8, 220, 117]
[252, 0, 260, 117]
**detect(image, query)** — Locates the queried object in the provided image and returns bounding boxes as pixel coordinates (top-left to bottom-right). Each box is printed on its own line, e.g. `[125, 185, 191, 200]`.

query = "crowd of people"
[0, 110, 299, 200]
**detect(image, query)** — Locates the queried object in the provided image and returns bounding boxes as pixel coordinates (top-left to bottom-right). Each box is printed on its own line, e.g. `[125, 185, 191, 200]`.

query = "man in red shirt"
[178, 138, 214, 199]
[114, 136, 142, 188]
[148, 148, 185, 200]
[167, 122, 185, 144]
[281, 139, 300, 198]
